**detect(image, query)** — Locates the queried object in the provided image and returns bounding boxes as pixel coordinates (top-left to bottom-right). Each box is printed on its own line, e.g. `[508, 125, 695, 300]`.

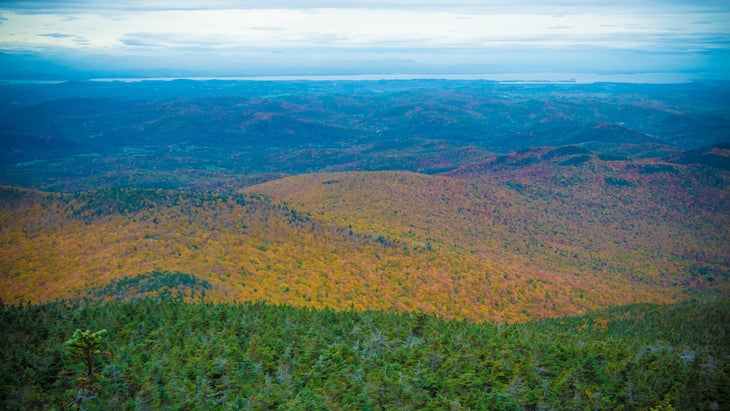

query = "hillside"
[249, 161, 730, 298]
[0, 184, 597, 322]
[2, 151, 728, 322]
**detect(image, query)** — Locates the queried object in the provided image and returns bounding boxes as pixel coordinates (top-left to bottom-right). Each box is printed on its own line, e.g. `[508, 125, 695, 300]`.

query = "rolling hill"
[2, 80, 729, 191]
[2, 150, 728, 322]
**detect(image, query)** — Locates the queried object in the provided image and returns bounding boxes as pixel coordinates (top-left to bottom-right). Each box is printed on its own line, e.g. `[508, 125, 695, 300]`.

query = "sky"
[0, 0, 728, 79]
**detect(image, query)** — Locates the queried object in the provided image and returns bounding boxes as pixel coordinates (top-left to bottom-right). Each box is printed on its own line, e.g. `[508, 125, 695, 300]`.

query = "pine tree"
[64, 329, 109, 410]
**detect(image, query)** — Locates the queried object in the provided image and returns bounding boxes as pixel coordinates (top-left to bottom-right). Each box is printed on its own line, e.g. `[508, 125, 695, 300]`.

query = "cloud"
[38, 32, 73, 38]
[0, 0, 728, 78]
[2, 5, 728, 50]
[5, 1, 472, 12]
[250, 26, 286, 32]
[119, 32, 237, 49]
[2, 0, 728, 13]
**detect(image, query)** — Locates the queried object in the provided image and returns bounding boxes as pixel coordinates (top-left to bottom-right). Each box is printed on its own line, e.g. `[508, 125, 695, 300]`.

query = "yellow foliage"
[1, 167, 728, 323]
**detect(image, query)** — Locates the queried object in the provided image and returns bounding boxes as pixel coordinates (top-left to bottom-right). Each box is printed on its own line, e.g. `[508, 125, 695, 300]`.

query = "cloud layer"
[1, 0, 728, 78]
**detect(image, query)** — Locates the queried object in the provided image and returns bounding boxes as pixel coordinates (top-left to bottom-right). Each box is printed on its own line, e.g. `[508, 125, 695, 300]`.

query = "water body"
[88, 72, 707, 84]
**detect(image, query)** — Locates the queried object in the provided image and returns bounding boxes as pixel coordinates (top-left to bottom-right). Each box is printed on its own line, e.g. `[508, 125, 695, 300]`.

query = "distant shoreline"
[0, 72, 717, 85]
[88, 73, 700, 84]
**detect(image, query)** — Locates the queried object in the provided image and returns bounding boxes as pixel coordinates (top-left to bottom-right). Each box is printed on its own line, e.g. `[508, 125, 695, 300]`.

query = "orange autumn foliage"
[1, 163, 728, 323]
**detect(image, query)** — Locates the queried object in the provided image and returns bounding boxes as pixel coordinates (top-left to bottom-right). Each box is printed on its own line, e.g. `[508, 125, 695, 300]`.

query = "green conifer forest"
[2, 297, 728, 410]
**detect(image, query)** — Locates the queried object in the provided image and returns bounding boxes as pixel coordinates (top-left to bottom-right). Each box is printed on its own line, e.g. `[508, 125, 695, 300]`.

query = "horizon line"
[3, 72, 726, 85]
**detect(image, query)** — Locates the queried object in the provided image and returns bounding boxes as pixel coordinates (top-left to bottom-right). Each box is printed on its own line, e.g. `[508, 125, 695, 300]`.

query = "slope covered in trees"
[1, 297, 728, 410]
[249, 160, 730, 300]
[2, 152, 728, 322]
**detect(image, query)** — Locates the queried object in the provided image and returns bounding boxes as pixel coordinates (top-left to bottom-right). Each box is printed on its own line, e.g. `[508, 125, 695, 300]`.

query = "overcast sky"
[0, 0, 728, 79]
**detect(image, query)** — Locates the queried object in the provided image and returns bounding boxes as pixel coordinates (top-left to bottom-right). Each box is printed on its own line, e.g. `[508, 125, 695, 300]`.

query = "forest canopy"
[1, 298, 728, 410]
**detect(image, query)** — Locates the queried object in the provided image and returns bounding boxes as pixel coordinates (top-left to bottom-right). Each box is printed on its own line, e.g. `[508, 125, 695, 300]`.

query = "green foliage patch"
[84, 271, 213, 302]
[1, 298, 728, 410]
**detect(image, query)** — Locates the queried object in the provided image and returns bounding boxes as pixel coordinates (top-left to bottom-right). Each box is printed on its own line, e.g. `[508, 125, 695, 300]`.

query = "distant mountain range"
[1, 80, 729, 191]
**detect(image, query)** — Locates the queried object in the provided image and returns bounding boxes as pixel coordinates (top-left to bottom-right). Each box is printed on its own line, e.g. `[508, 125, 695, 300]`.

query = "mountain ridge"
[3, 159, 727, 322]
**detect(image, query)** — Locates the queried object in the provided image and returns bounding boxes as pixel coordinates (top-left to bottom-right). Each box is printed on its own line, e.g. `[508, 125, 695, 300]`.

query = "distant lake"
[1, 72, 722, 85]
[86, 72, 710, 84]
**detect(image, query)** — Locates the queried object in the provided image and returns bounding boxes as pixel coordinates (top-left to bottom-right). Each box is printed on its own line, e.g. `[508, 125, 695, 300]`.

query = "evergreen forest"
[2, 297, 729, 410]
